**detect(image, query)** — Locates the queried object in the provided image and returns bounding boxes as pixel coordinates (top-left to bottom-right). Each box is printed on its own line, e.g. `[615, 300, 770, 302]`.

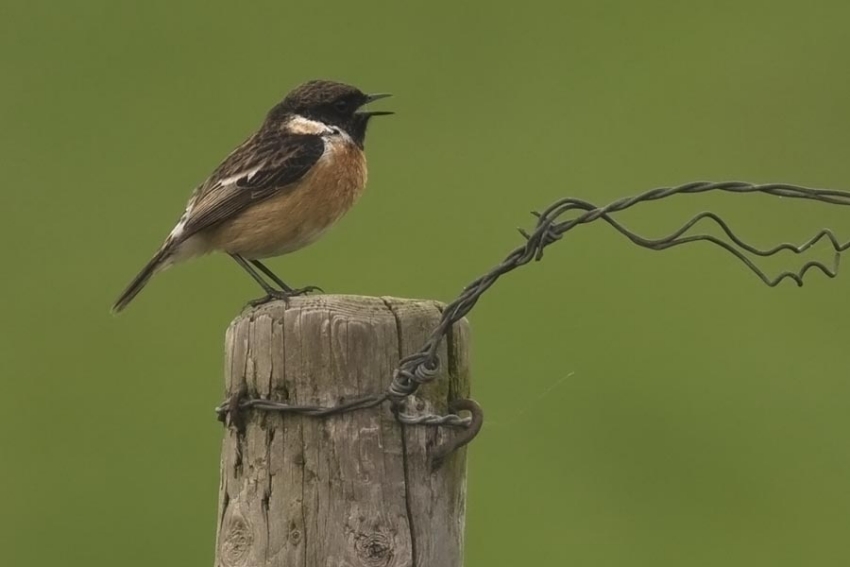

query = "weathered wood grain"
[214, 295, 471, 567]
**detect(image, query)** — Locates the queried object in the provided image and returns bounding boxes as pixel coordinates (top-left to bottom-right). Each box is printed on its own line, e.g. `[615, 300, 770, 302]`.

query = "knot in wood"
[354, 531, 394, 567]
[220, 514, 253, 567]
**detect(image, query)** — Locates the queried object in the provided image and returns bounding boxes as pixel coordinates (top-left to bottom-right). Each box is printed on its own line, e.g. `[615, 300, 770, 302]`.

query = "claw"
[247, 285, 323, 308]
[290, 285, 324, 295]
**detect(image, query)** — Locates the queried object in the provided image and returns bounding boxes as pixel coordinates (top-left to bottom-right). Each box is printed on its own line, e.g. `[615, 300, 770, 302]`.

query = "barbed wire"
[218, 181, 850, 464]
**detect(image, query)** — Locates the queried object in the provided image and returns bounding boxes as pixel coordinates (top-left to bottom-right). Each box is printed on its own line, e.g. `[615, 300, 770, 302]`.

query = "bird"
[112, 79, 392, 314]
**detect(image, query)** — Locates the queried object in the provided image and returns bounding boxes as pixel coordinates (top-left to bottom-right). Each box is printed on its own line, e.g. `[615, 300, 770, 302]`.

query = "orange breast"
[204, 139, 367, 259]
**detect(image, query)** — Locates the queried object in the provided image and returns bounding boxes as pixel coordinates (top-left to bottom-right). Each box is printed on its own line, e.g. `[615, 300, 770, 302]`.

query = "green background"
[3, 1, 850, 565]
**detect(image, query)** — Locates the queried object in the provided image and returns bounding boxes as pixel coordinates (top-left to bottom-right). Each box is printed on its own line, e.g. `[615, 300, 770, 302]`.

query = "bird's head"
[266, 80, 392, 147]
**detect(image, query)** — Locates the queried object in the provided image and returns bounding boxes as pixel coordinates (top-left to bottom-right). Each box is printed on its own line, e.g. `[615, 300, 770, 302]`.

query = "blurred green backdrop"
[3, 1, 850, 565]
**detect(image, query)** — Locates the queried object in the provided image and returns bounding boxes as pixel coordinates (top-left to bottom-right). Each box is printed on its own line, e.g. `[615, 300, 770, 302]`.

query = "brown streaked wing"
[179, 132, 325, 240]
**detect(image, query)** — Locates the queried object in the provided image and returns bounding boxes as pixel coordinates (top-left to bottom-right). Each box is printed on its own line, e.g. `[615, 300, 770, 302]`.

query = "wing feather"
[178, 131, 325, 240]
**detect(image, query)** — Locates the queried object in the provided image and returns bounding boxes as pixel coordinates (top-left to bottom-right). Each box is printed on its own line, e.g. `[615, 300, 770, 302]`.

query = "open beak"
[358, 93, 393, 116]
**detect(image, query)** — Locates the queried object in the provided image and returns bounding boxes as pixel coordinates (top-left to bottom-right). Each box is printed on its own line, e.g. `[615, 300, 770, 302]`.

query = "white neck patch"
[286, 115, 351, 143]
[287, 115, 333, 135]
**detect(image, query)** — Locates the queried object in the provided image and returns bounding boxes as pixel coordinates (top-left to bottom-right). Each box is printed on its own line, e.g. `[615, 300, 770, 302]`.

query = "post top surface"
[232, 294, 448, 323]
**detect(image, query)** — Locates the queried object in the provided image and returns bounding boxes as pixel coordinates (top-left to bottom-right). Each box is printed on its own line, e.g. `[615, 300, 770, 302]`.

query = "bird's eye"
[333, 100, 349, 112]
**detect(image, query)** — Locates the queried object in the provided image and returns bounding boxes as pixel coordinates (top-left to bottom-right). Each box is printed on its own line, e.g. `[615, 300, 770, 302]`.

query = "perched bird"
[112, 79, 392, 313]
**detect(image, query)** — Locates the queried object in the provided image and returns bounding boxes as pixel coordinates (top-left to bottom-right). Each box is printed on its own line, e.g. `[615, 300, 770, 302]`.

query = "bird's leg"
[231, 255, 322, 307]
[251, 260, 323, 296]
[250, 260, 294, 292]
[230, 254, 289, 305]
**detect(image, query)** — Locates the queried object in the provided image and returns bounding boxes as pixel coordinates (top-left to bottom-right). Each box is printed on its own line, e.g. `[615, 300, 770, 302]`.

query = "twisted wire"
[218, 181, 850, 449]
[388, 181, 850, 411]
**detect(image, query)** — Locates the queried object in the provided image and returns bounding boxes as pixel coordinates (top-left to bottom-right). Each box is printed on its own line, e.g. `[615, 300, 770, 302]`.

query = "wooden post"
[214, 295, 472, 567]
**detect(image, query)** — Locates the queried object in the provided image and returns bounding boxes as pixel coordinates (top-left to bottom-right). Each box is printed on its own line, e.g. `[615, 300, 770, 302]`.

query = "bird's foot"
[247, 285, 324, 308]
[288, 284, 324, 296]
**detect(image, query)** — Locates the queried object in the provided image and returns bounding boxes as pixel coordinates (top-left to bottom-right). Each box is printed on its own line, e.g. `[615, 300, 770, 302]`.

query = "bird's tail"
[112, 244, 173, 314]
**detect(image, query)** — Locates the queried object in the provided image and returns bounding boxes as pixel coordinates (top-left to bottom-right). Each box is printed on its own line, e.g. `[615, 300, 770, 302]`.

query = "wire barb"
[217, 181, 850, 462]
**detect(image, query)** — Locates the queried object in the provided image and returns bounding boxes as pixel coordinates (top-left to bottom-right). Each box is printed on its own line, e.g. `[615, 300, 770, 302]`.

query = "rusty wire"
[218, 181, 850, 459]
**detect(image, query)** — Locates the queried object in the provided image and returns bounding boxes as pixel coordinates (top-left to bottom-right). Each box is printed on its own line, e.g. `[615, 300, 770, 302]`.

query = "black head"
[266, 80, 392, 147]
